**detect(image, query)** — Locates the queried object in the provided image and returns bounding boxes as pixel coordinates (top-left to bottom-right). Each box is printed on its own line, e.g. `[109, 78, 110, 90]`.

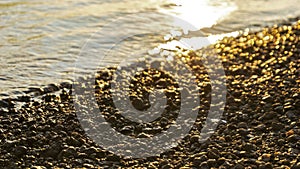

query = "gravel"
[0, 21, 299, 168]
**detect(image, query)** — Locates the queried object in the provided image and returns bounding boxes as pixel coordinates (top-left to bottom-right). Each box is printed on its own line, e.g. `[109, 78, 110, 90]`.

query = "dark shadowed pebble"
[199, 161, 209, 169]
[12, 146, 28, 157]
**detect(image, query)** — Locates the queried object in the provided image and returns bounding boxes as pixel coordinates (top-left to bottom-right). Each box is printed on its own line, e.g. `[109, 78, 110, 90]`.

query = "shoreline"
[0, 21, 299, 168]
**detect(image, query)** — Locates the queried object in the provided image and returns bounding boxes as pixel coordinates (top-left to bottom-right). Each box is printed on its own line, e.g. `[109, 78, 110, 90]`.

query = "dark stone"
[3, 140, 17, 150]
[193, 155, 207, 166]
[274, 105, 284, 114]
[234, 163, 244, 169]
[286, 110, 297, 119]
[106, 154, 121, 162]
[161, 164, 173, 169]
[259, 111, 277, 121]
[43, 143, 62, 158]
[287, 135, 300, 143]
[31, 166, 47, 169]
[83, 147, 98, 155]
[13, 146, 27, 157]
[82, 164, 95, 168]
[58, 146, 77, 159]
[254, 124, 266, 132]
[265, 163, 273, 169]
[242, 143, 256, 152]
[190, 135, 200, 143]
[291, 162, 300, 169]
[0, 100, 9, 107]
[207, 150, 219, 159]
[120, 125, 134, 135]
[131, 97, 146, 111]
[207, 159, 217, 167]
[271, 121, 284, 130]
[199, 162, 209, 169]
[238, 128, 248, 136]
[66, 137, 82, 147]
[18, 95, 31, 102]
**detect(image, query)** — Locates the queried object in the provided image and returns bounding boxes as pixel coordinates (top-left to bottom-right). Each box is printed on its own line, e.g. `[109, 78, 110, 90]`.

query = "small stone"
[83, 164, 95, 168]
[137, 132, 151, 138]
[237, 122, 248, 128]
[217, 157, 226, 165]
[234, 163, 244, 169]
[18, 95, 31, 102]
[84, 147, 98, 155]
[106, 154, 121, 162]
[274, 105, 284, 114]
[286, 129, 294, 136]
[254, 124, 266, 132]
[218, 136, 226, 141]
[161, 164, 173, 169]
[286, 110, 297, 119]
[242, 143, 256, 152]
[279, 159, 291, 166]
[13, 146, 27, 157]
[264, 163, 273, 169]
[120, 125, 134, 135]
[271, 121, 284, 130]
[31, 166, 47, 169]
[0, 100, 9, 107]
[291, 162, 300, 169]
[207, 159, 216, 167]
[262, 95, 272, 102]
[207, 150, 219, 159]
[66, 137, 82, 147]
[260, 153, 272, 162]
[190, 135, 200, 143]
[58, 146, 77, 159]
[259, 111, 277, 120]
[3, 140, 17, 150]
[259, 162, 273, 169]
[43, 143, 62, 158]
[179, 167, 190, 169]
[238, 128, 248, 136]
[287, 134, 300, 143]
[131, 97, 146, 110]
[193, 155, 207, 166]
[199, 162, 209, 169]
[221, 161, 232, 168]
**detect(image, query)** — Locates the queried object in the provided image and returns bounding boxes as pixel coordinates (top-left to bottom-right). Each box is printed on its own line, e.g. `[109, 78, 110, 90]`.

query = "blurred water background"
[1, 0, 300, 98]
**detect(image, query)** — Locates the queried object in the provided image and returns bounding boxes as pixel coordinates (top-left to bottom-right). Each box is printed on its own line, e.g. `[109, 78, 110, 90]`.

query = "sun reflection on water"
[158, 0, 238, 51]
[161, 0, 237, 32]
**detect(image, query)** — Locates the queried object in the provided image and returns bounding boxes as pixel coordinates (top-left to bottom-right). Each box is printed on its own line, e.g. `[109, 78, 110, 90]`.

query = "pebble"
[31, 166, 47, 169]
[260, 153, 272, 162]
[259, 111, 277, 121]
[13, 146, 28, 157]
[291, 162, 300, 169]
[199, 162, 209, 169]
[207, 150, 219, 159]
[190, 135, 200, 143]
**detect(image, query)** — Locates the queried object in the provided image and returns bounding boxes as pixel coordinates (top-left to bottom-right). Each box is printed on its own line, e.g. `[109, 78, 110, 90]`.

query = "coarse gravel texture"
[0, 21, 299, 169]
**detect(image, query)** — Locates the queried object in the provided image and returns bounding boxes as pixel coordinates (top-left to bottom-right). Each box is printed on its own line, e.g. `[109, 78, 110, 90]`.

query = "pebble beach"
[0, 21, 299, 169]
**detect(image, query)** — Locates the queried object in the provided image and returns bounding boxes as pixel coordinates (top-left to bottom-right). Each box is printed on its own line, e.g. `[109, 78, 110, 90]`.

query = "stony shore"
[0, 21, 299, 168]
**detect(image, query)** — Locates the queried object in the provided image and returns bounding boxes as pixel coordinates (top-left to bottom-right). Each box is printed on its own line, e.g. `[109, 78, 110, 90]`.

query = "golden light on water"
[158, 0, 238, 50]
[161, 0, 237, 31]
[158, 31, 240, 50]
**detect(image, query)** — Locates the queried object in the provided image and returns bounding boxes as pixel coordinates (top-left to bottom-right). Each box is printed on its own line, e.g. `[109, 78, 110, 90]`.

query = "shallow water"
[1, 0, 300, 98]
